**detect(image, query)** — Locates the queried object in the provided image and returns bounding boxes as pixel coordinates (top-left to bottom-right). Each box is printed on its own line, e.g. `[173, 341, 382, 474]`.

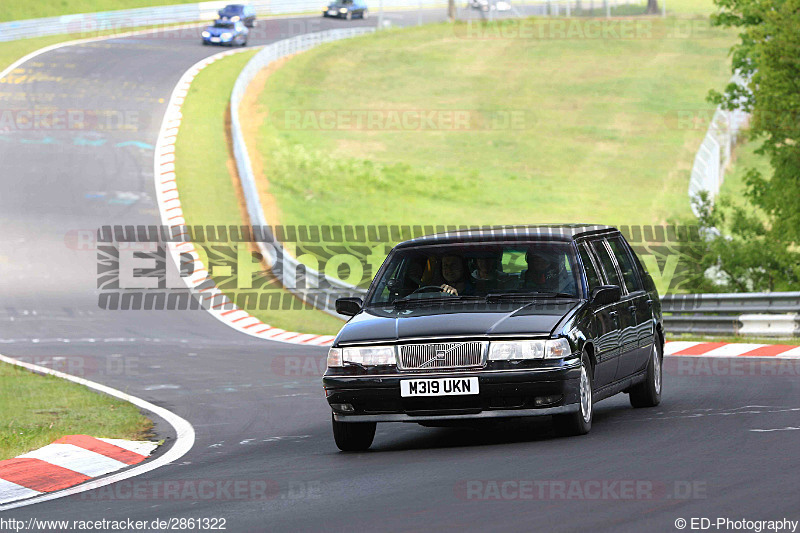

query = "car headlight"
[221, 32, 232, 39]
[328, 346, 396, 367]
[327, 347, 343, 368]
[339, 7, 348, 12]
[488, 338, 572, 361]
[202, 31, 210, 37]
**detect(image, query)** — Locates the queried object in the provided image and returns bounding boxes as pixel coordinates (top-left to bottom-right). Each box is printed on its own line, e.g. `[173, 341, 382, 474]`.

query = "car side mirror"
[335, 297, 363, 317]
[591, 285, 621, 306]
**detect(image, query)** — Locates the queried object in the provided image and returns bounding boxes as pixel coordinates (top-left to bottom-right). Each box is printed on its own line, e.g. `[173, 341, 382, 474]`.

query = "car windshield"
[366, 241, 582, 306]
[221, 5, 244, 15]
[213, 21, 235, 28]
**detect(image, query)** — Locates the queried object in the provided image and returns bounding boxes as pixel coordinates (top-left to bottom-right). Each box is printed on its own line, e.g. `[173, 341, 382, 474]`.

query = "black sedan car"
[323, 0, 368, 19]
[323, 225, 664, 451]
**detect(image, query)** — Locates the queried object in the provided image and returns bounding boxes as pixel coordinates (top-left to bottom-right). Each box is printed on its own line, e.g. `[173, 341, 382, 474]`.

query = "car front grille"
[398, 341, 487, 371]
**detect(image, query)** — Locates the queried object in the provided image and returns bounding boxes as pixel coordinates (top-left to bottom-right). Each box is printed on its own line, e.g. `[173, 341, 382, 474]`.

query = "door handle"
[646, 299, 653, 307]
[628, 305, 637, 314]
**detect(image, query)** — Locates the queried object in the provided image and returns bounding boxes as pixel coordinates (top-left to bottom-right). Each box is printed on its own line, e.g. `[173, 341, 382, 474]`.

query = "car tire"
[332, 415, 376, 451]
[629, 340, 662, 408]
[553, 351, 593, 436]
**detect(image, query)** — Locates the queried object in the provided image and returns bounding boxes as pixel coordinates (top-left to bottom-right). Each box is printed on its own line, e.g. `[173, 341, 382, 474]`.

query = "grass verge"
[0, 1, 200, 22]
[252, 12, 736, 229]
[0, 361, 153, 461]
[174, 50, 346, 336]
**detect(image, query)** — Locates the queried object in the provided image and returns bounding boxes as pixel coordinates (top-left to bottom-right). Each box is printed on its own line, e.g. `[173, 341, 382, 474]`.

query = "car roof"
[394, 224, 618, 248]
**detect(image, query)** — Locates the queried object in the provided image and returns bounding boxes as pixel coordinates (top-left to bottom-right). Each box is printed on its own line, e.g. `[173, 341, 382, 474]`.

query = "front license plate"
[400, 377, 479, 397]
[211, 37, 221, 42]
[327, 10, 337, 15]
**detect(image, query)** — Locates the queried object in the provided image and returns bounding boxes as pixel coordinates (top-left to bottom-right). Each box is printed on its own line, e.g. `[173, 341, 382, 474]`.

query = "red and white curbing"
[153, 49, 336, 347]
[665, 341, 800, 358]
[0, 435, 158, 505]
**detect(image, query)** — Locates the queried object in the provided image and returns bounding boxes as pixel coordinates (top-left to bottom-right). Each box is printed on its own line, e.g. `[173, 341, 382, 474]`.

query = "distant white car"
[496, 0, 511, 11]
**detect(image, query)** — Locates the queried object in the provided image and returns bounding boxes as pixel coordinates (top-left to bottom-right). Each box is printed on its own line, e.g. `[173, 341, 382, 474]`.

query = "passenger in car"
[471, 255, 507, 293]
[521, 251, 560, 292]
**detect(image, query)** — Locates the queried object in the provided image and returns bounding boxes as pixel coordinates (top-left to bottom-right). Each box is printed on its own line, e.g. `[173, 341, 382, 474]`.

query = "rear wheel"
[629, 340, 662, 408]
[553, 351, 593, 436]
[332, 415, 376, 451]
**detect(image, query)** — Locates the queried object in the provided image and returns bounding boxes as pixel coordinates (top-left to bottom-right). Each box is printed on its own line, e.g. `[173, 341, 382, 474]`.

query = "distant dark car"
[323, 0, 368, 20]
[218, 4, 256, 27]
[201, 19, 249, 46]
[323, 225, 664, 451]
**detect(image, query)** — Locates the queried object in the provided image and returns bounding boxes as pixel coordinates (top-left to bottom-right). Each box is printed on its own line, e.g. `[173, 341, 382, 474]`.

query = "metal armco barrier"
[0, 0, 646, 43]
[230, 28, 374, 316]
[662, 292, 800, 337]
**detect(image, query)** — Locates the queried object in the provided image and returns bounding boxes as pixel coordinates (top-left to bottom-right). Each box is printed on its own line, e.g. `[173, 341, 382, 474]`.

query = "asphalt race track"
[1, 8, 799, 533]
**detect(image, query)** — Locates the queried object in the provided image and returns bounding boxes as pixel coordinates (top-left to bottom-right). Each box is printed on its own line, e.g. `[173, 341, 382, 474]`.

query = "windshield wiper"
[393, 295, 484, 307]
[486, 292, 577, 302]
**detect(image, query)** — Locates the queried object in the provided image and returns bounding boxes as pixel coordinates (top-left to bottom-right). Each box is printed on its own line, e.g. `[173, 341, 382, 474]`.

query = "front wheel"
[332, 415, 376, 451]
[553, 352, 593, 436]
[629, 340, 662, 408]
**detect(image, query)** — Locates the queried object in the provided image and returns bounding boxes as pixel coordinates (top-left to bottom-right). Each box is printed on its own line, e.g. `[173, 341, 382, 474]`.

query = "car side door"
[590, 238, 637, 383]
[579, 240, 620, 389]
[602, 236, 649, 379]
[608, 235, 655, 374]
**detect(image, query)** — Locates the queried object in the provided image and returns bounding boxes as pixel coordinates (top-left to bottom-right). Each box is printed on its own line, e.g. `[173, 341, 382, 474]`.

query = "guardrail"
[688, 72, 750, 215]
[0, 0, 648, 43]
[662, 292, 800, 337]
[230, 28, 375, 316]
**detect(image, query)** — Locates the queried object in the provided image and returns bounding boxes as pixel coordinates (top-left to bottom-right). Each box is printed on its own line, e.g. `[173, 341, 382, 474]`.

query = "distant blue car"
[201, 19, 249, 46]
[218, 4, 257, 28]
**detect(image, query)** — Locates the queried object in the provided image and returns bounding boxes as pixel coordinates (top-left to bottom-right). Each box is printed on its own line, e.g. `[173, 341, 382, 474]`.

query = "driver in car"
[440, 255, 474, 296]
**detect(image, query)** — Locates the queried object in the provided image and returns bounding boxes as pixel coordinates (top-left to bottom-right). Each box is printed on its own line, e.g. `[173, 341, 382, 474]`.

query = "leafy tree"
[699, 0, 800, 291]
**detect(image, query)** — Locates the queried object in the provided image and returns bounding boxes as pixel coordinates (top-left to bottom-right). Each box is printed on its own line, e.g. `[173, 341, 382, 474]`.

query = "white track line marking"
[0, 353, 195, 511]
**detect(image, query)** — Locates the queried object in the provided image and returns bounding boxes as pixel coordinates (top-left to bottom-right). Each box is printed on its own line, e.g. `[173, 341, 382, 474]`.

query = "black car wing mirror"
[591, 285, 621, 306]
[336, 297, 363, 317]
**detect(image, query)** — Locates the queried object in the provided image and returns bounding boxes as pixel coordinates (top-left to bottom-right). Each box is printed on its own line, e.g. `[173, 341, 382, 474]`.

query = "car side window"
[607, 237, 643, 293]
[590, 240, 622, 289]
[578, 244, 601, 293]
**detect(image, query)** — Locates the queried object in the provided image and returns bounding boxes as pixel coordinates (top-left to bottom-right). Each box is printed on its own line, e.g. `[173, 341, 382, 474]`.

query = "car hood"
[205, 26, 235, 36]
[335, 300, 581, 345]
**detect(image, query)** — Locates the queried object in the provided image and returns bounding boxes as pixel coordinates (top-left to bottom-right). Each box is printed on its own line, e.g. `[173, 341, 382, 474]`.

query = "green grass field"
[173, 50, 347, 335]
[0, 361, 153, 461]
[253, 15, 736, 230]
[0, 1, 201, 22]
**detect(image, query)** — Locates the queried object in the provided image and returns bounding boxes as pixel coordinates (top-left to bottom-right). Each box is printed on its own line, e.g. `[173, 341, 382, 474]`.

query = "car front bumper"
[324, 358, 582, 423]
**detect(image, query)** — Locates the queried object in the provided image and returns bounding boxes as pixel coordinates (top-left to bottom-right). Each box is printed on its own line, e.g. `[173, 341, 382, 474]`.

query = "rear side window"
[578, 244, 601, 292]
[608, 237, 643, 293]
[590, 240, 622, 288]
